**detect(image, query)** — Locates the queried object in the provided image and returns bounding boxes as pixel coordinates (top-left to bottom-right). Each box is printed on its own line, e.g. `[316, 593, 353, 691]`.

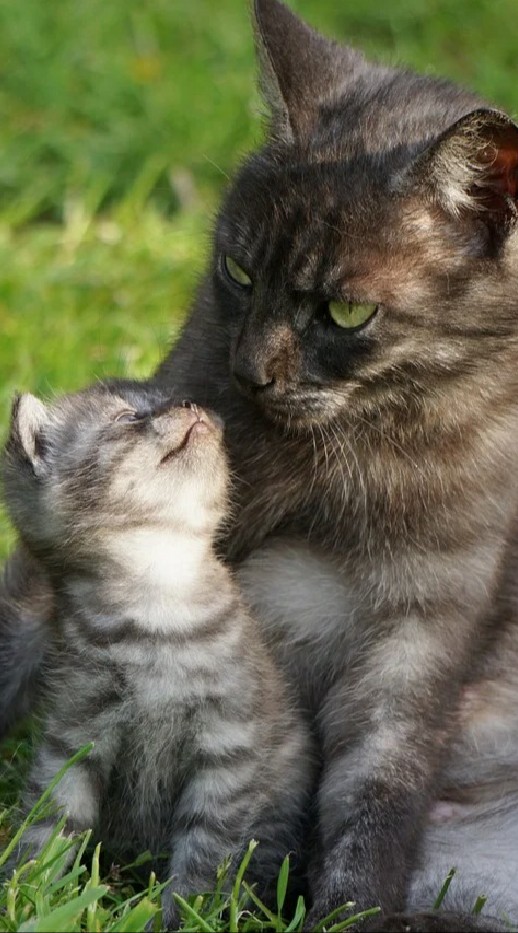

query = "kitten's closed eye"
[113, 410, 140, 423]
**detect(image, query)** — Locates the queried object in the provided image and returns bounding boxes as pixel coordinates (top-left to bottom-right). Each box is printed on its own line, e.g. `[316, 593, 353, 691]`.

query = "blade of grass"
[473, 895, 487, 915]
[172, 893, 214, 932]
[45, 865, 89, 898]
[241, 880, 280, 927]
[18, 886, 108, 933]
[285, 895, 307, 933]
[327, 906, 381, 932]
[229, 841, 259, 933]
[433, 867, 456, 910]
[313, 902, 356, 932]
[86, 843, 102, 933]
[109, 897, 158, 932]
[276, 855, 290, 916]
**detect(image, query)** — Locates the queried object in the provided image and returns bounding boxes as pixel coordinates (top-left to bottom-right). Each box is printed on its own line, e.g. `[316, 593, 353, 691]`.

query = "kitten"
[2, 381, 313, 929]
[3, 1, 518, 930]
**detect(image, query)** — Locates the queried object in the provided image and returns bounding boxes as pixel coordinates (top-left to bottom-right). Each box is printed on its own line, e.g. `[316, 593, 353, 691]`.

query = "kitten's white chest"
[105, 527, 213, 633]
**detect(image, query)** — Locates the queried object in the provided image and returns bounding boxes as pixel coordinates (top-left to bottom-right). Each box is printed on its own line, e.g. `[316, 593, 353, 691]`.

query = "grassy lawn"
[1, 0, 518, 928]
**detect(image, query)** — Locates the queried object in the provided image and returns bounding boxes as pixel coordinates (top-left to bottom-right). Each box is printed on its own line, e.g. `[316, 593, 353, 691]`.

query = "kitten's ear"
[403, 108, 518, 234]
[8, 393, 50, 477]
[253, 0, 363, 143]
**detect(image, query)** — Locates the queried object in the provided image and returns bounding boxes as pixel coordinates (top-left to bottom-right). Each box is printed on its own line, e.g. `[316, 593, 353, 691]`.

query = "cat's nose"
[233, 321, 297, 397]
[232, 358, 275, 395]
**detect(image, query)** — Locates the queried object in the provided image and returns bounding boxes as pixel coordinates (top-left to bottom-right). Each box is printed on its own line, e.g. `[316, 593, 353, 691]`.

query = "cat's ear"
[402, 108, 518, 234]
[8, 393, 50, 477]
[253, 0, 363, 144]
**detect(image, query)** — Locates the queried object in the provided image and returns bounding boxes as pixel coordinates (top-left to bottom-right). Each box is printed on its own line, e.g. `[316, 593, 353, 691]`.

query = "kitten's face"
[213, 151, 516, 432]
[3, 383, 228, 559]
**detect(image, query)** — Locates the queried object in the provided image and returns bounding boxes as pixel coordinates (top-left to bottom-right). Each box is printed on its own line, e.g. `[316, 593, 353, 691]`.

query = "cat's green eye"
[328, 300, 378, 330]
[223, 255, 253, 289]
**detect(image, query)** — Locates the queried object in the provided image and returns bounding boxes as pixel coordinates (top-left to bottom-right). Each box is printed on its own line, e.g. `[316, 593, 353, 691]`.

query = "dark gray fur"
[3, 2, 518, 931]
[1, 381, 313, 929]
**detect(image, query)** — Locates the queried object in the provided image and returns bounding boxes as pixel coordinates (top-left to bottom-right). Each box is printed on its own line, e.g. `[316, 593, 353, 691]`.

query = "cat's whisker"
[354, 411, 420, 470]
[326, 422, 351, 523]
[328, 420, 369, 524]
[316, 423, 331, 484]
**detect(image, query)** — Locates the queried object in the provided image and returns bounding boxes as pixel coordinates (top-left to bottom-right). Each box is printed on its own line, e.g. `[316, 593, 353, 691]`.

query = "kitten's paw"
[158, 889, 182, 932]
[144, 899, 181, 933]
[1, 852, 21, 881]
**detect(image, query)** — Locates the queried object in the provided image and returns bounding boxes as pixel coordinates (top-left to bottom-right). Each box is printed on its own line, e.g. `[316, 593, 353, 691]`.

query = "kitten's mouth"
[160, 416, 213, 465]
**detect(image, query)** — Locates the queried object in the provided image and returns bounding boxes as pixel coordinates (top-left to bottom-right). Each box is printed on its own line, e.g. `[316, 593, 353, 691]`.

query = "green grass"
[0, 736, 379, 932]
[0, 206, 207, 559]
[2, 0, 518, 927]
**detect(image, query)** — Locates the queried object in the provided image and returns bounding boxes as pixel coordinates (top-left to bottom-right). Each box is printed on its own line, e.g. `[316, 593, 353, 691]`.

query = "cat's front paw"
[305, 897, 358, 931]
[306, 877, 380, 931]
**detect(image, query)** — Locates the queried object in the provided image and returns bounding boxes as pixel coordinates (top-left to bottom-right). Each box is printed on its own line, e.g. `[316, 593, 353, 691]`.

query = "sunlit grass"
[0, 202, 209, 560]
[0, 739, 380, 932]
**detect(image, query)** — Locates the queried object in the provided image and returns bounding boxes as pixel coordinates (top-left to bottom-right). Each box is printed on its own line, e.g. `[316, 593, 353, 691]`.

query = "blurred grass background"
[1, 0, 518, 559]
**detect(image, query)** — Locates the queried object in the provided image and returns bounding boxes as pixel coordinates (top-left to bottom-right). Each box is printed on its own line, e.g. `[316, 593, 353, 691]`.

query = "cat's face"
[210, 0, 518, 434]
[213, 151, 516, 432]
[3, 382, 228, 561]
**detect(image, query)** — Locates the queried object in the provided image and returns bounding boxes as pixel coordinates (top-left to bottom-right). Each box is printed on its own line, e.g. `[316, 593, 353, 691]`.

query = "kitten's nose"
[232, 357, 275, 395]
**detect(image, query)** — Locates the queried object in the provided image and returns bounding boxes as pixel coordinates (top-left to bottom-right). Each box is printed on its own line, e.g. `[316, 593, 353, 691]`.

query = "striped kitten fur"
[1, 381, 313, 928]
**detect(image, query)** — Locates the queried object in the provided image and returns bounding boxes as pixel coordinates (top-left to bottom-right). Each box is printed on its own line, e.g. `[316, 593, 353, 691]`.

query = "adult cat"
[3, 1, 518, 930]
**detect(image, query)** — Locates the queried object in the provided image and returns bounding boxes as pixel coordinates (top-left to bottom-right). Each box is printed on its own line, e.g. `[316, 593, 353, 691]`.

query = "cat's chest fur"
[239, 538, 518, 787]
[238, 539, 361, 711]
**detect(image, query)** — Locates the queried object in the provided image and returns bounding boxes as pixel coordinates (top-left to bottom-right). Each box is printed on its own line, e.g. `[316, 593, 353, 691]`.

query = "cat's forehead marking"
[250, 207, 385, 297]
[229, 164, 392, 275]
[223, 155, 458, 306]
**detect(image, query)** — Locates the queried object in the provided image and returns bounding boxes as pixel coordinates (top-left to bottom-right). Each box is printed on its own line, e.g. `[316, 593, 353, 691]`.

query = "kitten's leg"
[305, 609, 483, 929]
[163, 721, 312, 930]
[241, 725, 315, 909]
[163, 763, 256, 929]
[12, 710, 118, 871]
[0, 547, 53, 740]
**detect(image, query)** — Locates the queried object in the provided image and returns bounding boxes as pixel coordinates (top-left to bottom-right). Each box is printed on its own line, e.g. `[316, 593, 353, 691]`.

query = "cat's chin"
[259, 395, 345, 435]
